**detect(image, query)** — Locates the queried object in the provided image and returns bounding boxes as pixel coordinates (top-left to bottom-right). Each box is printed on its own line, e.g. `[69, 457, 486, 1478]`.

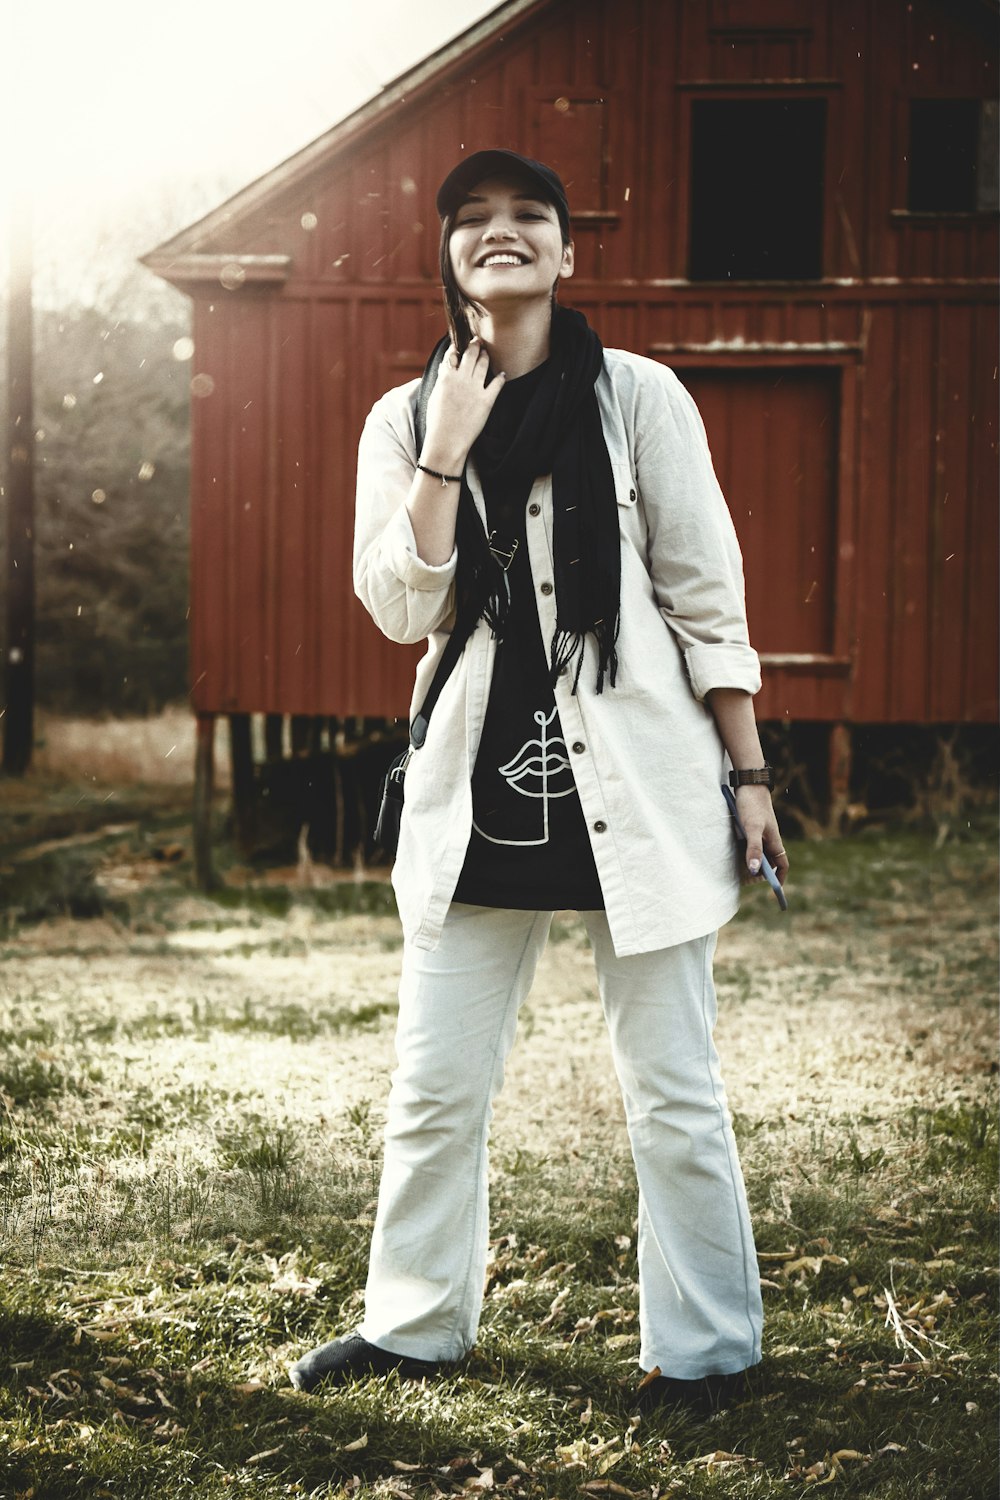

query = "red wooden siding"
[157, 0, 997, 725]
[677, 369, 840, 658]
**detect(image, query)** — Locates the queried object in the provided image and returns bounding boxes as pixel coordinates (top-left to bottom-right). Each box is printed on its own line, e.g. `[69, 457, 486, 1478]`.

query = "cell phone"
[721, 783, 788, 911]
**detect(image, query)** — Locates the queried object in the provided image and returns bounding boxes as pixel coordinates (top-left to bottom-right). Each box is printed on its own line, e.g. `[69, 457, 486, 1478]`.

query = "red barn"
[143, 0, 998, 876]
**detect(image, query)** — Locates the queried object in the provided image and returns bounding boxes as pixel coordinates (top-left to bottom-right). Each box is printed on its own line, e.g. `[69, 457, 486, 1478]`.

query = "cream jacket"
[353, 348, 762, 957]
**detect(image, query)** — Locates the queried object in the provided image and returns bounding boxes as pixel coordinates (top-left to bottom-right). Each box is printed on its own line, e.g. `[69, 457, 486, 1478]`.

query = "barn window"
[907, 99, 999, 213]
[688, 98, 826, 281]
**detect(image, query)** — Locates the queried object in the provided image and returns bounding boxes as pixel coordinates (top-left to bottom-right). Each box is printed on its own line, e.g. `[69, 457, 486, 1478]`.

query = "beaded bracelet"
[417, 463, 463, 486]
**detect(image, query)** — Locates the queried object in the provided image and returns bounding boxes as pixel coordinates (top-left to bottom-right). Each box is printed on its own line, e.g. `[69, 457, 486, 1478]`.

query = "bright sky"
[1, 0, 500, 300]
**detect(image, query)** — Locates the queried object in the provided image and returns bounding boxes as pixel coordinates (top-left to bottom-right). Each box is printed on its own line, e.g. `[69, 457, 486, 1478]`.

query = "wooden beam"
[264, 714, 284, 761]
[193, 712, 217, 890]
[3, 186, 34, 776]
[228, 713, 255, 856]
[829, 722, 853, 832]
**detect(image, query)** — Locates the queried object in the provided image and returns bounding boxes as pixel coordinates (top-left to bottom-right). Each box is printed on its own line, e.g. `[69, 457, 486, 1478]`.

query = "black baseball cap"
[436, 150, 571, 238]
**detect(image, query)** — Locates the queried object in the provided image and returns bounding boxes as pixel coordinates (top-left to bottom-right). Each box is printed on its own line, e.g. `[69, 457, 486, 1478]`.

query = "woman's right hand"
[420, 338, 506, 473]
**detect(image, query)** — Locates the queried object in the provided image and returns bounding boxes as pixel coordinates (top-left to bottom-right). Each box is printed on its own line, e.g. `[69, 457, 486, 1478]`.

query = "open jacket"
[353, 348, 762, 957]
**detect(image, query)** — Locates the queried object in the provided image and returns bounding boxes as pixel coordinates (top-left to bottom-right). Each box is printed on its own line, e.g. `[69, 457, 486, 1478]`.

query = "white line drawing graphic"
[473, 707, 575, 846]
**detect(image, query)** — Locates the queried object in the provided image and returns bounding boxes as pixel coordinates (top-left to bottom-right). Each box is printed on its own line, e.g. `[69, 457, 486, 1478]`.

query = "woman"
[290, 150, 788, 1416]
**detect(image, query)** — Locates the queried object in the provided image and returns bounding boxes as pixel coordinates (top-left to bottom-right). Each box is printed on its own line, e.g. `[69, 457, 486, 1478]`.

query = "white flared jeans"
[357, 904, 762, 1379]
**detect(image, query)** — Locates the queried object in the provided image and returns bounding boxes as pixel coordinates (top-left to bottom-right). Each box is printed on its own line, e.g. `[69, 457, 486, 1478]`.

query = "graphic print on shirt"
[472, 707, 576, 846]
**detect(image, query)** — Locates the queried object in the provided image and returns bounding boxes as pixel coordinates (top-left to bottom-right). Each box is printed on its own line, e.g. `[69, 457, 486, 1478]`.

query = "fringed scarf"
[415, 304, 621, 693]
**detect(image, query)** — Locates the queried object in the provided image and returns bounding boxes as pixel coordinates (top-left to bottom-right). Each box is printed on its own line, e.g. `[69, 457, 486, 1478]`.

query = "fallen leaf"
[464, 1469, 494, 1491]
[245, 1446, 283, 1465]
[555, 1437, 619, 1467]
[688, 1451, 761, 1474]
[781, 1254, 849, 1278]
[578, 1483, 642, 1497]
[343, 1433, 369, 1452]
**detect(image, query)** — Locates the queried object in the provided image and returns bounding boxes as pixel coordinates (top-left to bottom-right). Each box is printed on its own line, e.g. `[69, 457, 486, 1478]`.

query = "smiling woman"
[446, 182, 574, 328]
[438, 154, 575, 369]
[288, 147, 788, 1414]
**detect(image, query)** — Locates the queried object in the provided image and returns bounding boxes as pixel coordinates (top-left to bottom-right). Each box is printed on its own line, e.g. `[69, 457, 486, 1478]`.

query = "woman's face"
[448, 174, 574, 309]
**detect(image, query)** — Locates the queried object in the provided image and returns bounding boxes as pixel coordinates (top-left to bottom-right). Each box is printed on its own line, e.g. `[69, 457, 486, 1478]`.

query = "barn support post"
[290, 714, 312, 756]
[3, 185, 35, 776]
[829, 722, 853, 832]
[228, 713, 256, 855]
[264, 714, 283, 761]
[193, 712, 217, 890]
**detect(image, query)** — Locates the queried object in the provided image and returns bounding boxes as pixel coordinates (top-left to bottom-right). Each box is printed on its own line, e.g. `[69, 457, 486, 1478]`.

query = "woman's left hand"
[734, 784, 789, 884]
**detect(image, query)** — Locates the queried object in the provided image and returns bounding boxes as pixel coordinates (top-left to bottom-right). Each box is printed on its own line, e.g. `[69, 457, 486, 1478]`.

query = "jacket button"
[572, 741, 585, 754]
[593, 820, 607, 833]
[629, 488, 637, 503]
[540, 581, 553, 595]
[528, 502, 540, 516]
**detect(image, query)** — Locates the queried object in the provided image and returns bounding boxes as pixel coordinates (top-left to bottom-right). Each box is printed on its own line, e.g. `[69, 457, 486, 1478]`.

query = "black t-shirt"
[452, 364, 604, 911]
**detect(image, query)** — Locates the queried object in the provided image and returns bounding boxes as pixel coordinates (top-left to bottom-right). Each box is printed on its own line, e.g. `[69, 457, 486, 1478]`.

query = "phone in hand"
[721, 783, 788, 911]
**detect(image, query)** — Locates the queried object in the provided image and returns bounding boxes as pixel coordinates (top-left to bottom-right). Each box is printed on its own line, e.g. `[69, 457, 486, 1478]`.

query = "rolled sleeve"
[683, 641, 762, 702]
[353, 386, 457, 644]
[382, 504, 458, 591]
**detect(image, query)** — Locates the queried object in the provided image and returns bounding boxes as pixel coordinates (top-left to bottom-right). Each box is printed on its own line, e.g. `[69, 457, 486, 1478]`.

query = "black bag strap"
[408, 364, 468, 750]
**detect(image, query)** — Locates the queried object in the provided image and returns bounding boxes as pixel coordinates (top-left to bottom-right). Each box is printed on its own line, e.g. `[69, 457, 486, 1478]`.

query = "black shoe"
[633, 1365, 749, 1418]
[289, 1333, 440, 1393]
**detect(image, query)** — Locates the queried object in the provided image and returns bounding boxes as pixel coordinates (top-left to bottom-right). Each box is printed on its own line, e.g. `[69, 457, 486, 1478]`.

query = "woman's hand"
[420, 338, 506, 473]
[404, 339, 505, 566]
[734, 784, 789, 884]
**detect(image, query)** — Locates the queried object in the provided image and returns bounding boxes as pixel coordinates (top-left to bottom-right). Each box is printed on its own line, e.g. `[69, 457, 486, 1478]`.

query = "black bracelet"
[417, 463, 463, 486]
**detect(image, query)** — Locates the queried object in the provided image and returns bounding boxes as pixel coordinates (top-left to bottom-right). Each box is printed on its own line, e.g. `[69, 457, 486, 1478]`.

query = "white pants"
[357, 904, 762, 1379]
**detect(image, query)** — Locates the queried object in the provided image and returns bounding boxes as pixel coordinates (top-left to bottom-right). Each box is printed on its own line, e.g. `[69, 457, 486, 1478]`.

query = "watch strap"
[729, 765, 774, 790]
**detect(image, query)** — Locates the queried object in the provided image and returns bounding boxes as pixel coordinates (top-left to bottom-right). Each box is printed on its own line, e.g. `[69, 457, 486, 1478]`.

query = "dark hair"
[438, 202, 573, 355]
[438, 213, 477, 355]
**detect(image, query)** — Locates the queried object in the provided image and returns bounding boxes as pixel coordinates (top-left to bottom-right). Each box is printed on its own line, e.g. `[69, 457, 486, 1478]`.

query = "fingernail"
[748, 859, 761, 874]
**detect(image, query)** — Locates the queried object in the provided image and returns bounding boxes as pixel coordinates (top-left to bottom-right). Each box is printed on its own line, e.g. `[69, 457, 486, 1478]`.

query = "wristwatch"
[729, 764, 774, 790]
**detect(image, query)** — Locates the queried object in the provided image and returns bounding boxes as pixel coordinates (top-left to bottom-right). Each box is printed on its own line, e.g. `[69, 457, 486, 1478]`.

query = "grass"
[0, 786, 996, 1498]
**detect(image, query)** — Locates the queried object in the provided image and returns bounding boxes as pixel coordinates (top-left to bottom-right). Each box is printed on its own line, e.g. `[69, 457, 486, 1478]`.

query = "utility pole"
[4, 185, 35, 775]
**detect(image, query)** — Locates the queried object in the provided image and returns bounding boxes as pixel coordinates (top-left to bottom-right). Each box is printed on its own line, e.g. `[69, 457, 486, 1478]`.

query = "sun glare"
[0, 0, 380, 236]
[0, 0, 501, 264]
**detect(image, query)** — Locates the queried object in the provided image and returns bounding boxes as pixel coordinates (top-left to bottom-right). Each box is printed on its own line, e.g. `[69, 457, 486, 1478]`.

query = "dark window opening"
[908, 99, 999, 213]
[689, 98, 826, 281]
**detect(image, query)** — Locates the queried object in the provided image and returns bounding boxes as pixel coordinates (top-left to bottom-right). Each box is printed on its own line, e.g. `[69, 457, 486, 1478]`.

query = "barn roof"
[141, 0, 546, 279]
[142, 0, 999, 286]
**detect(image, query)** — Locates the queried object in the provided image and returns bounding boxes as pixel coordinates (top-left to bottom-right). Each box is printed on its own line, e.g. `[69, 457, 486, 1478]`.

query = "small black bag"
[372, 626, 465, 855]
[373, 747, 411, 857]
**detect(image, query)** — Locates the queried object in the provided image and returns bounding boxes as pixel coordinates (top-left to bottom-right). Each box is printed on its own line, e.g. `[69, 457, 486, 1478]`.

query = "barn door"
[676, 367, 840, 657]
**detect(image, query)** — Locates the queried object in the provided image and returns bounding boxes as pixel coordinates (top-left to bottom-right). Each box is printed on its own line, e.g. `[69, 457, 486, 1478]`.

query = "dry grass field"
[0, 732, 996, 1500]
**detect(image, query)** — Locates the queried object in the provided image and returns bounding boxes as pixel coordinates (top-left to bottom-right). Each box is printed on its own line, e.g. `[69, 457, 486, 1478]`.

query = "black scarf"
[415, 305, 621, 693]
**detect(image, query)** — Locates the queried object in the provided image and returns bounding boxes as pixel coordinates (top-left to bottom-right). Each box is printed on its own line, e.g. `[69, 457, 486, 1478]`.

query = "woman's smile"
[450, 174, 574, 302]
[477, 251, 530, 268]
